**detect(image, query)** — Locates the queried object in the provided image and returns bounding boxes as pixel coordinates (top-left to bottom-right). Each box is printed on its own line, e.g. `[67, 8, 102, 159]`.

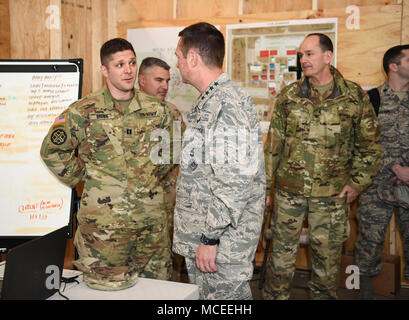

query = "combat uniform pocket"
[319, 109, 341, 148]
[330, 196, 350, 243]
[86, 116, 122, 162]
[132, 114, 164, 158]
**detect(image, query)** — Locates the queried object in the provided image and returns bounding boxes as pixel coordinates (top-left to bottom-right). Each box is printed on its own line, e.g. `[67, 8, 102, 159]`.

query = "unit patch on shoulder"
[50, 128, 67, 145]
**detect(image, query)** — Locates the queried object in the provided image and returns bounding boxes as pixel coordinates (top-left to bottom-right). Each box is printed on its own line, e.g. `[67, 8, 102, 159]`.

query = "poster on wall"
[226, 18, 338, 130]
[127, 26, 201, 115]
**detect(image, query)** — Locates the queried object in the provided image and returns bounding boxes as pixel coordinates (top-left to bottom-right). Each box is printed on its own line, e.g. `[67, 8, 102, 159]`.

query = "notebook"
[0, 226, 67, 300]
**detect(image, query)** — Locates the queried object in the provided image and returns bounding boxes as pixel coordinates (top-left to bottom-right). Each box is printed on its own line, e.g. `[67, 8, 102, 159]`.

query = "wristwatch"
[200, 233, 220, 246]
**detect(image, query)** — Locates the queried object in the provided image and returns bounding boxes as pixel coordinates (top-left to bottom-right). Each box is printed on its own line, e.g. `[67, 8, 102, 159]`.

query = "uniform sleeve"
[163, 107, 184, 188]
[348, 92, 382, 192]
[40, 108, 85, 188]
[263, 94, 287, 193]
[152, 105, 177, 182]
[203, 98, 265, 239]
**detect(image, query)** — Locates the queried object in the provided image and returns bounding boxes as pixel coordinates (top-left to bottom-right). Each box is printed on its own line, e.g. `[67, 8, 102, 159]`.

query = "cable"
[57, 290, 69, 300]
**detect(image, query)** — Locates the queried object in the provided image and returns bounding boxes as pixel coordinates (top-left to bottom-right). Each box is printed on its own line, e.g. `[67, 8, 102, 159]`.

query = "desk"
[50, 274, 199, 300]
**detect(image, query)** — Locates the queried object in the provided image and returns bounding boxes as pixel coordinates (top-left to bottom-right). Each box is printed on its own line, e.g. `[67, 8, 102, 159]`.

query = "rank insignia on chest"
[50, 128, 67, 145]
[189, 159, 198, 171]
[138, 111, 157, 117]
[89, 113, 113, 120]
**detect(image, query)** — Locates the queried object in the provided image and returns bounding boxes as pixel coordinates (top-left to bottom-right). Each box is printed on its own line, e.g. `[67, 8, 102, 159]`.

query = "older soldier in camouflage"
[138, 57, 186, 278]
[173, 22, 265, 300]
[355, 45, 409, 299]
[263, 33, 381, 300]
[40, 38, 174, 290]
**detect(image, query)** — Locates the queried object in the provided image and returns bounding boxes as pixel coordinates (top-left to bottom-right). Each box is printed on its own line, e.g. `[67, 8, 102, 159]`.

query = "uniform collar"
[193, 72, 229, 111]
[296, 66, 344, 100]
[134, 89, 166, 111]
[380, 81, 409, 95]
[102, 86, 142, 113]
[379, 81, 392, 94]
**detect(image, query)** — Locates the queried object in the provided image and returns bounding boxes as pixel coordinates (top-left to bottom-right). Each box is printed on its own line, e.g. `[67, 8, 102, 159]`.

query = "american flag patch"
[53, 113, 66, 125]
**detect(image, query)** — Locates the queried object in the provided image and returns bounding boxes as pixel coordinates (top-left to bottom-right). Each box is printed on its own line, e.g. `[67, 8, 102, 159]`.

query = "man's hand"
[265, 195, 271, 208]
[391, 164, 409, 185]
[338, 184, 359, 204]
[195, 243, 218, 273]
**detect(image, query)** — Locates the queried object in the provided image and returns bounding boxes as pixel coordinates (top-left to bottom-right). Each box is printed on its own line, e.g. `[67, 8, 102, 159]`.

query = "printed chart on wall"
[127, 26, 202, 115]
[0, 60, 82, 238]
[226, 18, 338, 132]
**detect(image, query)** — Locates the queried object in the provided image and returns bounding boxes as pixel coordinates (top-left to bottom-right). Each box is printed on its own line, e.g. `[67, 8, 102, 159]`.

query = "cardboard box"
[339, 254, 401, 297]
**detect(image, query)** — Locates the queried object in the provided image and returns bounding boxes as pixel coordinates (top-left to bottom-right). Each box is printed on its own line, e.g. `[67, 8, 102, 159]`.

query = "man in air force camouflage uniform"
[263, 33, 382, 300]
[40, 38, 174, 290]
[355, 44, 409, 299]
[172, 22, 266, 300]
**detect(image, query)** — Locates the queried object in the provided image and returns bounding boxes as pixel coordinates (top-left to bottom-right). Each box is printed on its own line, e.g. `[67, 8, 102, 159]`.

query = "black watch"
[200, 234, 220, 246]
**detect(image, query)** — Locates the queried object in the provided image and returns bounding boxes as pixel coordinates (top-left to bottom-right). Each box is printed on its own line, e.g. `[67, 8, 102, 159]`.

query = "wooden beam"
[49, 0, 62, 59]
[107, 0, 118, 39]
[402, 0, 409, 43]
[0, 0, 10, 59]
[91, 0, 108, 92]
[9, 0, 50, 59]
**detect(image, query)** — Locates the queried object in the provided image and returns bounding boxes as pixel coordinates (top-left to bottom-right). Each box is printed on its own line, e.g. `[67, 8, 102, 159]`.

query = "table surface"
[50, 273, 199, 300]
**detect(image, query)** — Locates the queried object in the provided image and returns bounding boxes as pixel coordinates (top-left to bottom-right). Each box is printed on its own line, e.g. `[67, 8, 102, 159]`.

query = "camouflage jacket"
[374, 81, 409, 182]
[264, 66, 382, 197]
[40, 87, 175, 228]
[172, 73, 265, 276]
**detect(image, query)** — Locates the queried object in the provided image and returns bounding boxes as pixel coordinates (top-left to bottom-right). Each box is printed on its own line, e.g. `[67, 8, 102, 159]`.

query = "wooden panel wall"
[403, 0, 409, 43]
[0, 0, 10, 59]
[9, 0, 50, 59]
[1, 0, 408, 284]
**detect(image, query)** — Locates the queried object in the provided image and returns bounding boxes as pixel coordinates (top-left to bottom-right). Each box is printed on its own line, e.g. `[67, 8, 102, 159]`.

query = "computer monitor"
[1, 226, 67, 300]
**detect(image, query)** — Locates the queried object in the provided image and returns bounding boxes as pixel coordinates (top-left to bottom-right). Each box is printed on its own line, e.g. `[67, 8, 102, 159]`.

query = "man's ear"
[100, 64, 108, 78]
[388, 62, 399, 73]
[187, 48, 199, 68]
[138, 74, 145, 89]
[324, 50, 333, 65]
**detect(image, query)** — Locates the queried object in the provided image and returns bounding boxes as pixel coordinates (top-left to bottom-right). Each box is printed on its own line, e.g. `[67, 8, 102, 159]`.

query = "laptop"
[0, 226, 67, 300]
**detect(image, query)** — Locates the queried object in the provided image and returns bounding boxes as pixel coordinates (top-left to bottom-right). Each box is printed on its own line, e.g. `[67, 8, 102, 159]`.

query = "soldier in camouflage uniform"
[263, 34, 382, 300]
[355, 45, 409, 299]
[138, 56, 186, 279]
[40, 38, 175, 290]
[172, 22, 266, 300]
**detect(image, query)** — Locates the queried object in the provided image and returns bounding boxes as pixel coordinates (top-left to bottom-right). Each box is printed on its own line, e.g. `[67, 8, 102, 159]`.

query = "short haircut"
[139, 57, 170, 75]
[100, 38, 136, 66]
[383, 44, 409, 74]
[306, 33, 334, 53]
[178, 22, 225, 69]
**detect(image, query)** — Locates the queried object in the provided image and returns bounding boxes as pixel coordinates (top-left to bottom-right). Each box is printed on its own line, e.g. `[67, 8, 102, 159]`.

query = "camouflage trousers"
[355, 182, 409, 280]
[73, 221, 172, 291]
[263, 189, 350, 300]
[185, 258, 253, 300]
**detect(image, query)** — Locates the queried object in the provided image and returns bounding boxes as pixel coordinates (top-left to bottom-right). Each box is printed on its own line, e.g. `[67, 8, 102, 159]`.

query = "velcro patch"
[53, 113, 66, 126]
[50, 128, 67, 145]
[138, 112, 157, 117]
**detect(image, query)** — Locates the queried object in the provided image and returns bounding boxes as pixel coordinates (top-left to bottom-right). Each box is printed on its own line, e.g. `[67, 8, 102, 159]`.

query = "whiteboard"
[0, 60, 82, 240]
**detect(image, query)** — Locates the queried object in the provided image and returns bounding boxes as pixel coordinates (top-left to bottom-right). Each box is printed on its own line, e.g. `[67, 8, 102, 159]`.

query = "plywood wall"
[0, 0, 10, 59]
[4, 0, 116, 97]
[1, 0, 408, 284]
